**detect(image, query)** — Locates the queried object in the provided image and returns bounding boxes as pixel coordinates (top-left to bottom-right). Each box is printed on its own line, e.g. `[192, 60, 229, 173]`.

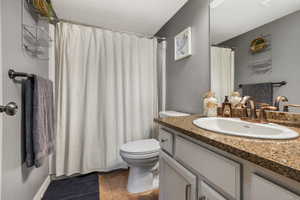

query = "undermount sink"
[193, 117, 299, 140]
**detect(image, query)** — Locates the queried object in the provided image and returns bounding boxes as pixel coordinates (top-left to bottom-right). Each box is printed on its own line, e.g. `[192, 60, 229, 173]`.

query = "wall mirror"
[210, 0, 300, 112]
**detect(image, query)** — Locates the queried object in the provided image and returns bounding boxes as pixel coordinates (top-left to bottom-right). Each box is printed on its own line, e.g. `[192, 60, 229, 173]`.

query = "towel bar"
[8, 69, 34, 80]
[239, 81, 287, 88]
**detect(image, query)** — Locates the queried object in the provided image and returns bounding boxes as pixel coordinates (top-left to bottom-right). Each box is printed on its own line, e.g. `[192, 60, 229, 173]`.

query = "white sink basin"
[193, 117, 299, 140]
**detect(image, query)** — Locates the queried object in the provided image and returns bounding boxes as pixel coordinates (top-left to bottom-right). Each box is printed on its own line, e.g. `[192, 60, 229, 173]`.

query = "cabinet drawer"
[159, 128, 173, 155]
[175, 136, 241, 199]
[251, 174, 300, 200]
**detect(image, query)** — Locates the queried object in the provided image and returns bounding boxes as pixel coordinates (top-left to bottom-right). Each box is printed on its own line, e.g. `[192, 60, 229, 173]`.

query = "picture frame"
[174, 27, 192, 61]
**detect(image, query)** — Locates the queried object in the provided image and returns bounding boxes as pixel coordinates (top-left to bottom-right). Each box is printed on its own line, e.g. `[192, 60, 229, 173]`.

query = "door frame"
[0, 0, 3, 196]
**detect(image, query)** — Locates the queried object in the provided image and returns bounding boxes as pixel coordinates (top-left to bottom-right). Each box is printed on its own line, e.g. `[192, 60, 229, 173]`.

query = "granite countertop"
[154, 115, 300, 183]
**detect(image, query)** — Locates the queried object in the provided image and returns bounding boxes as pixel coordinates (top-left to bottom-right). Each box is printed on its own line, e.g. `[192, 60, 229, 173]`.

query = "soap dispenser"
[222, 96, 232, 117]
[203, 91, 218, 117]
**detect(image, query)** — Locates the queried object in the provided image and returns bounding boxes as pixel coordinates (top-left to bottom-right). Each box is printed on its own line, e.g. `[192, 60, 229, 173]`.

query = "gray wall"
[1, 0, 49, 199]
[156, 0, 210, 114]
[223, 11, 300, 107]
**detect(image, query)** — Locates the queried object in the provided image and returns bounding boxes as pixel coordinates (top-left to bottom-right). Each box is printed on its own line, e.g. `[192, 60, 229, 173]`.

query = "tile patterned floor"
[99, 170, 159, 200]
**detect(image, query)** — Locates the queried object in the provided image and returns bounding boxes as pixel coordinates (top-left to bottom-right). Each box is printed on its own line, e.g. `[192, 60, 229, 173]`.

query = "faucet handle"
[274, 96, 289, 111]
[239, 96, 257, 119]
[275, 96, 289, 103]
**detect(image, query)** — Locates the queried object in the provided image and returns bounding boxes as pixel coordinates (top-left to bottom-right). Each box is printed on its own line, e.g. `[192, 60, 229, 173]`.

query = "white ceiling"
[211, 0, 300, 44]
[52, 0, 188, 36]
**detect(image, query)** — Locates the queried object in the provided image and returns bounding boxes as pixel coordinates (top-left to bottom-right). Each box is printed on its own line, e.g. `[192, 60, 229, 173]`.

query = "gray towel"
[22, 79, 35, 167]
[242, 82, 273, 106]
[32, 75, 55, 167]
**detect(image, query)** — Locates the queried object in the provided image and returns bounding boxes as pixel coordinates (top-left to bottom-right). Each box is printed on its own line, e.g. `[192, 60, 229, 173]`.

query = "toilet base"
[127, 166, 158, 193]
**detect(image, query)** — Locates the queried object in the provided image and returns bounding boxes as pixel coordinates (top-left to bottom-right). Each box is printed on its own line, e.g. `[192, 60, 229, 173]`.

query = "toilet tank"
[159, 111, 190, 118]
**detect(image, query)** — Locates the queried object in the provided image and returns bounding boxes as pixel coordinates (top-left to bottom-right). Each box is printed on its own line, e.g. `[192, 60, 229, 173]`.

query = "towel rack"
[239, 81, 287, 88]
[8, 69, 34, 80]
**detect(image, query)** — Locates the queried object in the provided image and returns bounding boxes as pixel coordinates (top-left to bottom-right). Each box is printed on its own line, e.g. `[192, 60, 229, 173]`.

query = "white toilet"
[120, 111, 190, 194]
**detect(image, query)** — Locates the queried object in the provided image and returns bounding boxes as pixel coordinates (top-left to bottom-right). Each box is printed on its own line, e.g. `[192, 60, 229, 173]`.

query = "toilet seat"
[120, 139, 160, 155]
[120, 151, 159, 159]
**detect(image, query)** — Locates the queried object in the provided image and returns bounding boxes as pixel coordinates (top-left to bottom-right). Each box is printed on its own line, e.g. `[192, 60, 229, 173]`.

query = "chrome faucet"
[274, 96, 288, 111]
[239, 96, 257, 120]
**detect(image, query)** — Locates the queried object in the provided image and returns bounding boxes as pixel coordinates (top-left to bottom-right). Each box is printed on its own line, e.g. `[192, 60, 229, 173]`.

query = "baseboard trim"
[33, 176, 51, 200]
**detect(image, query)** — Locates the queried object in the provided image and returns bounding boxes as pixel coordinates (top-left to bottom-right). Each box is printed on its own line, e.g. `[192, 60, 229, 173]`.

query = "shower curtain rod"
[58, 19, 166, 40]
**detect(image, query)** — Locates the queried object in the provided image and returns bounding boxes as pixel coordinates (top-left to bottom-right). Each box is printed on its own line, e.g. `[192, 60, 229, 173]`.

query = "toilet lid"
[120, 139, 160, 155]
[159, 111, 190, 118]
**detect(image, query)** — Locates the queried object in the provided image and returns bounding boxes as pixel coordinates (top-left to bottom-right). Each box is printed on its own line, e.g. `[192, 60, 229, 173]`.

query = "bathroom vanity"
[155, 115, 300, 200]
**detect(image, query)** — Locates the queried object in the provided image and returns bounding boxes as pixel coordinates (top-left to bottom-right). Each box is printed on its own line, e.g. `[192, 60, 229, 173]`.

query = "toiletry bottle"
[222, 96, 232, 117]
[229, 92, 242, 108]
[203, 92, 218, 117]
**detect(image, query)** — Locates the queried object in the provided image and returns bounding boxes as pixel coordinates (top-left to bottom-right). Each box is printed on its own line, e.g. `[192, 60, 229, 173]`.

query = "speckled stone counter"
[154, 115, 300, 183]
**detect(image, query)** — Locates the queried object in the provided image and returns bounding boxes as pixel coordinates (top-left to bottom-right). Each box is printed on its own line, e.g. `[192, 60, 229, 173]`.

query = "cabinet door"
[175, 136, 240, 199]
[251, 175, 300, 200]
[159, 151, 197, 200]
[199, 181, 227, 200]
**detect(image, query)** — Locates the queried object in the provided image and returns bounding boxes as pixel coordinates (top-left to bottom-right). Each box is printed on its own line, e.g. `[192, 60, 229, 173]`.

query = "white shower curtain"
[211, 47, 235, 104]
[157, 41, 167, 112]
[55, 22, 158, 176]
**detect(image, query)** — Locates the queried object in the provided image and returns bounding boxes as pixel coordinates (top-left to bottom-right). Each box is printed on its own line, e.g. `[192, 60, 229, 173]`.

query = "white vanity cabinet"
[159, 151, 197, 200]
[159, 128, 239, 200]
[158, 126, 300, 200]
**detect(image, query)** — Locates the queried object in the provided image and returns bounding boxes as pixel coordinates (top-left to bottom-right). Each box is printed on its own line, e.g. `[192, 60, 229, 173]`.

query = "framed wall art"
[174, 27, 192, 61]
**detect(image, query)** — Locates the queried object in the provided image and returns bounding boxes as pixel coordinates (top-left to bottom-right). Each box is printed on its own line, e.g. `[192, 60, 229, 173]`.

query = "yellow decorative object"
[203, 91, 218, 117]
[33, 0, 48, 16]
[250, 37, 268, 53]
[32, 0, 57, 22]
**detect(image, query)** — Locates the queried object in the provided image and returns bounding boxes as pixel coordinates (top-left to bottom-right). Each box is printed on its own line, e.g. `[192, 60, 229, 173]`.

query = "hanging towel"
[22, 78, 35, 168]
[242, 82, 273, 106]
[32, 75, 55, 167]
